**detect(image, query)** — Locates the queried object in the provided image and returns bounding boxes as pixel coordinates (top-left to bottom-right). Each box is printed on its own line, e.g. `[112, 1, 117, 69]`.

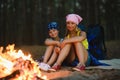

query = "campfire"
[0, 44, 48, 80]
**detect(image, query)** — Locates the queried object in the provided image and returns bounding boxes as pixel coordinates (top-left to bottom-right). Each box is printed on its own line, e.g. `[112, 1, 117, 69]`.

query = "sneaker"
[39, 62, 51, 71]
[72, 63, 85, 71]
[49, 63, 61, 72]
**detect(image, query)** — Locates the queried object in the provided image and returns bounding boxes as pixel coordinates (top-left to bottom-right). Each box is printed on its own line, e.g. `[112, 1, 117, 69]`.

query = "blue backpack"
[79, 24, 107, 60]
[87, 24, 107, 60]
[78, 24, 108, 66]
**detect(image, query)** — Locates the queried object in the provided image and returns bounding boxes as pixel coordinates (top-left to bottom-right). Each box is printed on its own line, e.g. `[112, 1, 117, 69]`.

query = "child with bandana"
[39, 22, 63, 71]
[49, 14, 91, 72]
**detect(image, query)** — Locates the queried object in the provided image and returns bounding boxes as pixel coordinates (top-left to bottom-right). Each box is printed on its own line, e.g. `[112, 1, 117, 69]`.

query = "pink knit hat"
[66, 14, 83, 25]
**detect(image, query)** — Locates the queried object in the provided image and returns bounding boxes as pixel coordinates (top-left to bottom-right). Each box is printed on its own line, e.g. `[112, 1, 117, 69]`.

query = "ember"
[0, 44, 48, 80]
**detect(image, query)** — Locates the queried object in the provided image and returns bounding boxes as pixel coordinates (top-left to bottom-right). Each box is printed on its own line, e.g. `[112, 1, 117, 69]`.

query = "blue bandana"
[48, 22, 58, 30]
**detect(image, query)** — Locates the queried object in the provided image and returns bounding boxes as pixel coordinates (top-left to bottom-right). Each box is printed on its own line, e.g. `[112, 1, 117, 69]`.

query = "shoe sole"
[48, 69, 57, 72]
[72, 67, 82, 72]
[40, 68, 49, 71]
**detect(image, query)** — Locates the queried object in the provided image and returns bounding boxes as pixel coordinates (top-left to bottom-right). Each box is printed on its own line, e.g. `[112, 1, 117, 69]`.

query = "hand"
[56, 41, 61, 47]
[60, 40, 67, 49]
[55, 47, 60, 53]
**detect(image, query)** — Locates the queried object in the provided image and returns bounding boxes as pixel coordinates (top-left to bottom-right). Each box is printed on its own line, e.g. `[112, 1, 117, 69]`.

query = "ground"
[17, 40, 120, 80]
[41, 67, 120, 80]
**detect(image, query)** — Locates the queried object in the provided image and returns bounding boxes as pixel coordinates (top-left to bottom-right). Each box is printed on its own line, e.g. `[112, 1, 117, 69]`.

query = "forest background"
[0, 0, 120, 46]
[0, 1, 120, 79]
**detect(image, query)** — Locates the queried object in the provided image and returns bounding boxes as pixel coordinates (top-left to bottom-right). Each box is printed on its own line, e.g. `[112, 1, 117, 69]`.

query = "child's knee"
[74, 42, 82, 46]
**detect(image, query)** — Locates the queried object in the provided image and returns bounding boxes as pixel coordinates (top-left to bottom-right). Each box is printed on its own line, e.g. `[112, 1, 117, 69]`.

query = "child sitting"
[39, 22, 63, 71]
[49, 14, 91, 72]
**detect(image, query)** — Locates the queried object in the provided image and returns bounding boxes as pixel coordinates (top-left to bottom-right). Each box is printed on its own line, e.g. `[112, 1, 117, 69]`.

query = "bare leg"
[65, 45, 76, 64]
[74, 42, 88, 65]
[47, 50, 58, 66]
[43, 46, 54, 63]
[55, 44, 71, 65]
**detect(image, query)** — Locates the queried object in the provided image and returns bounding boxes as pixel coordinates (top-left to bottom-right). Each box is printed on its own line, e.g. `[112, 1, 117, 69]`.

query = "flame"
[0, 44, 48, 80]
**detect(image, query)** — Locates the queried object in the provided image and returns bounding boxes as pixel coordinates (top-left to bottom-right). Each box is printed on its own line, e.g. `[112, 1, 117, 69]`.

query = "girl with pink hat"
[49, 14, 91, 71]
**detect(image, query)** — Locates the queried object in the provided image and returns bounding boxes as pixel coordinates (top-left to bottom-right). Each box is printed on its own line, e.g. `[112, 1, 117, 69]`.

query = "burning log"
[0, 44, 48, 80]
[0, 70, 45, 80]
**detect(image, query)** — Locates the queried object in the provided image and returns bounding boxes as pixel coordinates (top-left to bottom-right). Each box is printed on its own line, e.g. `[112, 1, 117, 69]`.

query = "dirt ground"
[17, 41, 120, 80]
[41, 68, 120, 80]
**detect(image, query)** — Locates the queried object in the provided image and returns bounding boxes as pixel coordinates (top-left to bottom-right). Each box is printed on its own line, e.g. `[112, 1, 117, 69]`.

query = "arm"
[65, 31, 87, 43]
[45, 38, 60, 47]
[61, 31, 87, 48]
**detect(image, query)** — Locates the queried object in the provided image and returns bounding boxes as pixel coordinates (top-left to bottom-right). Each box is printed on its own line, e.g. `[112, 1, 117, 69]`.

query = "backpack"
[78, 24, 107, 60]
[87, 24, 107, 60]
